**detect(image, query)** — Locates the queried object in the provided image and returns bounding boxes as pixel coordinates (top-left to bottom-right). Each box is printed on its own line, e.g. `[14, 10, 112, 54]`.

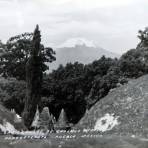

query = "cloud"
[27, 0, 134, 8]
[0, 0, 148, 54]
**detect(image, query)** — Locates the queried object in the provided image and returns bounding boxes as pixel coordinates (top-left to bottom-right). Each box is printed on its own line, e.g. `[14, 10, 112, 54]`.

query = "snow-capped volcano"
[49, 38, 120, 71]
[57, 38, 96, 48]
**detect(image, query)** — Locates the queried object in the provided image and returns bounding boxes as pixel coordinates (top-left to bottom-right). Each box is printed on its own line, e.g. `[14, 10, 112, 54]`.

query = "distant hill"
[49, 38, 120, 71]
[77, 75, 148, 137]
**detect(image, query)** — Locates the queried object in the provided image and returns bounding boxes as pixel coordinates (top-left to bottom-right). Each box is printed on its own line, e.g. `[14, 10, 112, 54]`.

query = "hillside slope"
[77, 75, 148, 136]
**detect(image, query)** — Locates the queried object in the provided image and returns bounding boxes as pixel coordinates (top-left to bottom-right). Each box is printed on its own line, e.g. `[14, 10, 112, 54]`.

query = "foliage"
[137, 27, 148, 48]
[83, 56, 118, 96]
[23, 25, 45, 128]
[46, 62, 86, 123]
[119, 48, 148, 78]
[0, 32, 55, 80]
[0, 77, 26, 115]
[86, 66, 127, 107]
[42, 57, 120, 123]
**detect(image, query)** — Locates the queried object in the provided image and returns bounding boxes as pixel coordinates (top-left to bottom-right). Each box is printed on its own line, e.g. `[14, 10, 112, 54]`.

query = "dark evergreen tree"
[23, 25, 44, 128]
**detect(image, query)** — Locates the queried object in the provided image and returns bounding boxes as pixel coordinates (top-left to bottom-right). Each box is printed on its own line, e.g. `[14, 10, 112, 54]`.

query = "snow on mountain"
[57, 38, 96, 48]
[49, 38, 120, 71]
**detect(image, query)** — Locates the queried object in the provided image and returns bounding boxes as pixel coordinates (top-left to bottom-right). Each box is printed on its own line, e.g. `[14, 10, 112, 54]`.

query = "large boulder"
[77, 75, 148, 137]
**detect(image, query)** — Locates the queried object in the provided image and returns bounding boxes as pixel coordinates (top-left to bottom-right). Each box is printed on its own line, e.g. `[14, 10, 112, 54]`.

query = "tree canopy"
[0, 32, 56, 80]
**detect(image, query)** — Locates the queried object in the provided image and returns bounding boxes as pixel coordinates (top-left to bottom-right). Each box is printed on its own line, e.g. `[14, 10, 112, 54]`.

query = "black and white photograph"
[0, 0, 148, 147]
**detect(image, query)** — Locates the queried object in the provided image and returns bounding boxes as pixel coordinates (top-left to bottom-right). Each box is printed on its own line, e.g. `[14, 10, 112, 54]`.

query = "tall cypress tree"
[23, 25, 43, 129]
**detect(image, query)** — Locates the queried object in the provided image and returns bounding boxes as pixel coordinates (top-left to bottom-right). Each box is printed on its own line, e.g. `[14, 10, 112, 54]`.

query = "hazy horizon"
[0, 0, 148, 54]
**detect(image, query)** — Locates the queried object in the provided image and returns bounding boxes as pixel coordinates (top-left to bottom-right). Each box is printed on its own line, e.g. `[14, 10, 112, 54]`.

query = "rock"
[0, 104, 26, 134]
[77, 75, 148, 137]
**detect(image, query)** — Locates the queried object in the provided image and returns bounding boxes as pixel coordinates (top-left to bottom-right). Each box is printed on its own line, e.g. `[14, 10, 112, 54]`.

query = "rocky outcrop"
[0, 104, 25, 134]
[77, 75, 148, 137]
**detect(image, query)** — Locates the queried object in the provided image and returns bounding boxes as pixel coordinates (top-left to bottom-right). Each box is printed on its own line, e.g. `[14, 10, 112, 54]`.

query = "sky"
[0, 0, 148, 54]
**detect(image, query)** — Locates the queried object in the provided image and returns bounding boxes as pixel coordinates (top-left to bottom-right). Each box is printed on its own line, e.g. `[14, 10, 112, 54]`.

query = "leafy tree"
[0, 77, 26, 115]
[0, 33, 55, 80]
[86, 65, 127, 108]
[119, 48, 148, 78]
[137, 27, 148, 48]
[45, 62, 86, 123]
[83, 56, 118, 95]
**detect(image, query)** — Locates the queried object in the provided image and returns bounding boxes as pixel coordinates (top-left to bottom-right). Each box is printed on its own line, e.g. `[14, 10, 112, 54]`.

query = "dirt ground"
[1, 134, 148, 148]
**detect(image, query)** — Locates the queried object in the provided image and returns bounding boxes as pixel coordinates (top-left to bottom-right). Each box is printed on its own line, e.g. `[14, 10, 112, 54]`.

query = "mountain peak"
[57, 38, 96, 48]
